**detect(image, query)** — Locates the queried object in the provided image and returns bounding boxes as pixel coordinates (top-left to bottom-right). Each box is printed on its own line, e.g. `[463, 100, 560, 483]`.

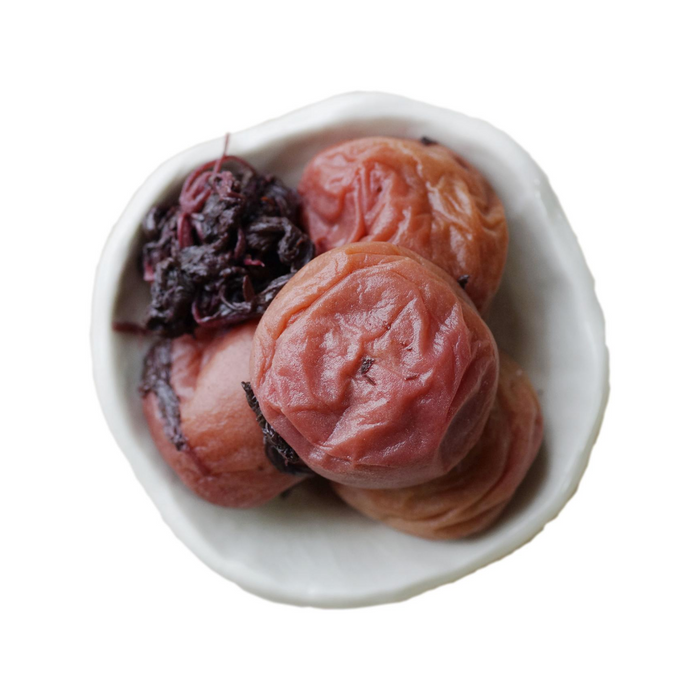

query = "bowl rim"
[91, 91, 609, 608]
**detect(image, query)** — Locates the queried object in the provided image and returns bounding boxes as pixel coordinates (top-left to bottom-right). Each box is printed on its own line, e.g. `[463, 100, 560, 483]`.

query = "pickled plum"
[298, 137, 508, 313]
[250, 242, 499, 489]
[332, 353, 543, 539]
[142, 321, 303, 508]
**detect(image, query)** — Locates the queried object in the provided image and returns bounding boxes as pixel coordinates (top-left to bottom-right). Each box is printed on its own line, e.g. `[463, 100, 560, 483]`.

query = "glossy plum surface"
[251, 242, 498, 489]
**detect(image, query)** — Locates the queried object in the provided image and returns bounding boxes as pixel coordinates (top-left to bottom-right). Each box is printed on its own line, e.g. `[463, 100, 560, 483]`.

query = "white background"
[2, 1, 698, 698]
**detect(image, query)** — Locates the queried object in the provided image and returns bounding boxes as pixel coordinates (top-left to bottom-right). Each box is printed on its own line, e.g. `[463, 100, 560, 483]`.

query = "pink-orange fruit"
[298, 137, 508, 313]
[250, 242, 499, 489]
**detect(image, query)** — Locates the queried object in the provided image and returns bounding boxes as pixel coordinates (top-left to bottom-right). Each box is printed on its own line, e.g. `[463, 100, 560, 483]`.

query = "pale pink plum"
[298, 137, 508, 314]
[250, 242, 499, 489]
[143, 322, 303, 508]
[332, 353, 543, 539]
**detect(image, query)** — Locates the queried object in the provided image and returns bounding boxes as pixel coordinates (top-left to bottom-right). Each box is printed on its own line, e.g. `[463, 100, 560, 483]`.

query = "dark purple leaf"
[140, 150, 314, 337]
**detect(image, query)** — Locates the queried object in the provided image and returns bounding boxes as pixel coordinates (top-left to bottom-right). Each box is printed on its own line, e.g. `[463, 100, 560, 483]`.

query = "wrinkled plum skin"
[250, 242, 499, 489]
[142, 321, 303, 507]
[298, 137, 508, 314]
[332, 353, 543, 540]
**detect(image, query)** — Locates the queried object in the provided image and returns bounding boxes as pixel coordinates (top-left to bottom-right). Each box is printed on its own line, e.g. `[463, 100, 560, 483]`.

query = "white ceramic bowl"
[91, 92, 608, 608]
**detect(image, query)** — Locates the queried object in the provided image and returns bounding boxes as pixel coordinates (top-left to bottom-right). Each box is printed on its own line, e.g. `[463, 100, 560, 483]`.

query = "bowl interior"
[92, 93, 608, 608]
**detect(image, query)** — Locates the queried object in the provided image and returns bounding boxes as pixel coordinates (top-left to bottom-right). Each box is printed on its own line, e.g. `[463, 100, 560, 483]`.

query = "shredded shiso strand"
[139, 339, 210, 475]
[139, 340, 188, 451]
[242, 382, 314, 477]
[140, 149, 314, 337]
